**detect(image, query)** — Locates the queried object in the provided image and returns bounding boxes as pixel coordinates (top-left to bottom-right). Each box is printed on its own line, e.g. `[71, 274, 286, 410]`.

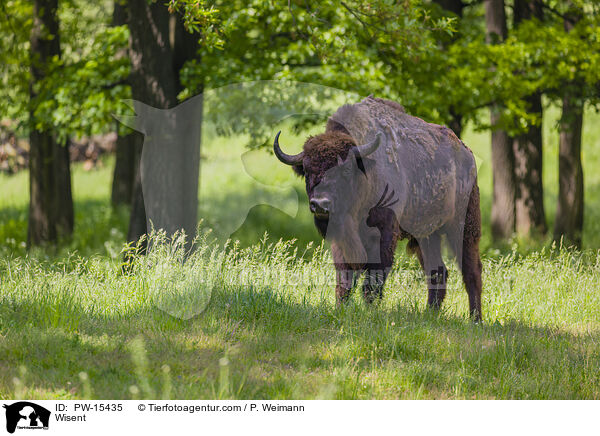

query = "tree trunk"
[171, 14, 199, 94]
[111, 0, 138, 207]
[53, 138, 74, 236]
[125, 0, 200, 247]
[125, 0, 177, 245]
[448, 110, 462, 139]
[512, 92, 546, 235]
[485, 0, 515, 239]
[433, 0, 464, 138]
[489, 109, 515, 239]
[553, 96, 583, 248]
[484, 0, 507, 44]
[553, 11, 584, 248]
[513, 0, 546, 236]
[111, 128, 142, 206]
[171, 15, 202, 246]
[513, 0, 543, 25]
[28, 0, 74, 247]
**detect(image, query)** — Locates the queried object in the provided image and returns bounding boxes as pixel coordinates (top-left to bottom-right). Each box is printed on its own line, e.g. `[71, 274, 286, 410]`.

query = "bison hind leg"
[461, 184, 483, 321]
[462, 240, 482, 321]
[446, 185, 483, 321]
[406, 237, 424, 268]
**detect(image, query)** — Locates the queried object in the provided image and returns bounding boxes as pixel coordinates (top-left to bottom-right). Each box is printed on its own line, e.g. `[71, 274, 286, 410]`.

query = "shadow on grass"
[1, 283, 598, 400]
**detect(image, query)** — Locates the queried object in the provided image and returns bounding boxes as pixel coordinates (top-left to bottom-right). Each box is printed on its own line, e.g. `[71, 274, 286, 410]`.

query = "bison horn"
[273, 131, 304, 166]
[353, 131, 382, 157]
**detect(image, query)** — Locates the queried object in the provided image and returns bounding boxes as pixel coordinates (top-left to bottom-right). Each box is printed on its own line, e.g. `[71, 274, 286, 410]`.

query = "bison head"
[274, 130, 382, 265]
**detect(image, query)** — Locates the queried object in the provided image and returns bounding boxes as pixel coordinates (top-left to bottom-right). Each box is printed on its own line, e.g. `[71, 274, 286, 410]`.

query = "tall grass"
[0, 231, 599, 399]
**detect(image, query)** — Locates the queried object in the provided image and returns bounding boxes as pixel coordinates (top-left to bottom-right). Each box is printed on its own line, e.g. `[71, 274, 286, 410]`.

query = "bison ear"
[292, 164, 305, 177]
[356, 156, 376, 177]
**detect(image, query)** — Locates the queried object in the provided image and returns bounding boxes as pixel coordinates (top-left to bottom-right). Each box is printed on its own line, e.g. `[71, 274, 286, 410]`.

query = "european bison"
[274, 96, 483, 320]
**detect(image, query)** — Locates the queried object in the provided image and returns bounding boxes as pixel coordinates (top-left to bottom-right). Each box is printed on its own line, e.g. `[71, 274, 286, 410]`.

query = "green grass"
[1, 235, 599, 399]
[1, 106, 600, 399]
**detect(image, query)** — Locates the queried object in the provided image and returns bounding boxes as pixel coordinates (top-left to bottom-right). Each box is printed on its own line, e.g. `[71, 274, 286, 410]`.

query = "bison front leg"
[362, 220, 399, 304]
[416, 234, 448, 311]
[335, 268, 358, 305]
[362, 268, 388, 304]
[331, 243, 359, 306]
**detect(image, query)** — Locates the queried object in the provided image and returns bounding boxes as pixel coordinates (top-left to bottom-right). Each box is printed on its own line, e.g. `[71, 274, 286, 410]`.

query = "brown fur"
[301, 131, 356, 174]
[287, 99, 483, 320]
[461, 183, 483, 320]
[404, 182, 482, 320]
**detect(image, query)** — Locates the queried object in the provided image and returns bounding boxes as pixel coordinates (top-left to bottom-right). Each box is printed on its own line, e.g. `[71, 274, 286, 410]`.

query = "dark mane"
[302, 131, 356, 173]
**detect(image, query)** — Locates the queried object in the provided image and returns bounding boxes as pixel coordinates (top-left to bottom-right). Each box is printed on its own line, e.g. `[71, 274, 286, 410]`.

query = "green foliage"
[0, 0, 130, 141]
[177, 0, 600, 139]
[34, 26, 130, 142]
[175, 0, 462, 149]
[0, 0, 33, 125]
[167, 0, 229, 48]
[3, 0, 597, 145]
[180, 1, 454, 102]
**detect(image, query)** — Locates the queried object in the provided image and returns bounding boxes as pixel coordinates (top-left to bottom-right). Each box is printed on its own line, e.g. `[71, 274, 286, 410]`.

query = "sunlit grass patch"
[1, 232, 599, 399]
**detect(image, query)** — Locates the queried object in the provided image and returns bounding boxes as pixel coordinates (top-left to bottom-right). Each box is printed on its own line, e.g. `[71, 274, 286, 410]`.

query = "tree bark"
[512, 92, 546, 235]
[553, 96, 583, 248]
[125, 0, 200, 248]
[111, 0, 138, 207]
[512, 0, 546, 236]
[448, 111, 462, 139]
[484, 0, 507, 44]
[28, 0, 74, 247]
[553, 11, 584, 248]
[171, 14, 199, 95]
[111, 128, 142, 206]
[485, 0, 515, 239]
[490, 109, 515, 239]
[513, 0, 543, 24]
[433, 0, 464, 138]
[171, 15, 202, 246]
[125, 0, 178, 246]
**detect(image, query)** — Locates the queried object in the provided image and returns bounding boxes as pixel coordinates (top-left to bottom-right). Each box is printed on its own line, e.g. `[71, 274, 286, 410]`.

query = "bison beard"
[274, 96, 483, 321]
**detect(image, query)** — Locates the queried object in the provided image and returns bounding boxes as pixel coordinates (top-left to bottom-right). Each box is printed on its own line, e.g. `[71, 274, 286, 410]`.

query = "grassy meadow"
[0, 105, 600, 399]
